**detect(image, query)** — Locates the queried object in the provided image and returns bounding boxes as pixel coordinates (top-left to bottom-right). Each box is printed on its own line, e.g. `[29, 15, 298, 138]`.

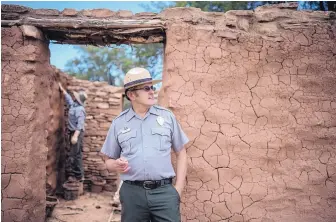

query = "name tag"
[120, 127, 131, 134]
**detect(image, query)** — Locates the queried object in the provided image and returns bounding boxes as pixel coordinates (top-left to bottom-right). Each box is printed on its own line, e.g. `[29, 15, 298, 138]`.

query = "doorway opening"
[43, 14, 166, 221]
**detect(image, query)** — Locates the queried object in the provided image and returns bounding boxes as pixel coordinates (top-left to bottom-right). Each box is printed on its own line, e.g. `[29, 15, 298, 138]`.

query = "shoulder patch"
[114, 108, 130, 120]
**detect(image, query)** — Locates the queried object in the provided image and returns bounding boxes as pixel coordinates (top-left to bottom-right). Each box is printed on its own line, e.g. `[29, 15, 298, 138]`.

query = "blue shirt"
[100, 105, 189, 181]
[65, 93, 86, 131]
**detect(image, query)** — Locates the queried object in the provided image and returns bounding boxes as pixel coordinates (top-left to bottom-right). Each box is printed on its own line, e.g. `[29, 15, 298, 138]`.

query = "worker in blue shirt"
[101, 67, 189, 222]
[59, 83, 87, 182]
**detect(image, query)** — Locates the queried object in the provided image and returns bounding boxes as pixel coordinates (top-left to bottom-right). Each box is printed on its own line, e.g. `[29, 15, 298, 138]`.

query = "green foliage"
[298, 1, 334, 11]
[64, 44, 163, 86]
[141, 1, 258, 13]
[142, 1, 334, 13]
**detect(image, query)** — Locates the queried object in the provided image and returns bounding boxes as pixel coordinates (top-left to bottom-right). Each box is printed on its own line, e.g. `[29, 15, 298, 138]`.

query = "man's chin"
[146, 99, 155, 106]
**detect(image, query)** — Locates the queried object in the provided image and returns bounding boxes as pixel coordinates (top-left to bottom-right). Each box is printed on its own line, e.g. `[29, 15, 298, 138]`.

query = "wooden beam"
[1, 14, 166, 44]
[1, 17, 166, 29]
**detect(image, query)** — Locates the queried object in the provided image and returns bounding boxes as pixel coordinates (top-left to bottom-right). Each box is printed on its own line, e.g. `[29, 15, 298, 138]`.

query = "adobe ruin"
[2, 2, 336, 222]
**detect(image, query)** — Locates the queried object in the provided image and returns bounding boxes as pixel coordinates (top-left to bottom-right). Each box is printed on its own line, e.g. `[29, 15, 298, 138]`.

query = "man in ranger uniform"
[59, 83, 88, 182]
[101, 67, 189, 222]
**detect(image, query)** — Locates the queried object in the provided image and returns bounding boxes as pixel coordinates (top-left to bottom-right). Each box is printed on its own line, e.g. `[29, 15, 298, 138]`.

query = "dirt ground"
[47, 191, 121, 222]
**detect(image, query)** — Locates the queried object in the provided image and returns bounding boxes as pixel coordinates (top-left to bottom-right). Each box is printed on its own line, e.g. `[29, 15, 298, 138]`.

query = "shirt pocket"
[151, 127, 171, 151]
[118, 130, 137, 156]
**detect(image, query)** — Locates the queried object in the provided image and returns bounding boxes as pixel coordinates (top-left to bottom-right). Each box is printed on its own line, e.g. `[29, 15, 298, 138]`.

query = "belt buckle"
[143, 181, 155, 190]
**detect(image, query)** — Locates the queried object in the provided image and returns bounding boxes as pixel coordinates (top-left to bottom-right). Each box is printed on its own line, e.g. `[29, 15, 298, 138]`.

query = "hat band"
[124, 78, 153, 88]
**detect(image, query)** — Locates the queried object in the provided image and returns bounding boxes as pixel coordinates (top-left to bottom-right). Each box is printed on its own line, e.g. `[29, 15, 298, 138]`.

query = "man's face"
[128, 83, 156, 107]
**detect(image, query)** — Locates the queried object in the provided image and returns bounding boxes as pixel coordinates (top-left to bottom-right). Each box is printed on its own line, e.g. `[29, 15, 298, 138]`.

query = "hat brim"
[116, 79, 162, 93]
[73, 91, 85, 106]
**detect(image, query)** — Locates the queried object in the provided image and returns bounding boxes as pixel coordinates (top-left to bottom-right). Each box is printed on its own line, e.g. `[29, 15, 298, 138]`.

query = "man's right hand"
[115, 157, 130, 173]
[58, 82, 65, 94]
[105, 157, 130, 173]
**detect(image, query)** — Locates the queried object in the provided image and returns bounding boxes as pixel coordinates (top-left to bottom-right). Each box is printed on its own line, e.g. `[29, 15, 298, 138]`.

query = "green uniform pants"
[119, 182, 181, 222]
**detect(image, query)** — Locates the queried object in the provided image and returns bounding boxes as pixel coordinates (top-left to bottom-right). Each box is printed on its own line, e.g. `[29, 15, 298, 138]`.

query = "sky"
[3, 1, 153, 70]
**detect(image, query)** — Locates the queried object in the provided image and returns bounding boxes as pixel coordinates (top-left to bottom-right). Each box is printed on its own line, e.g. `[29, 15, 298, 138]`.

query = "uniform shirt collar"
[125, 105, 158, 122]
[125, 107, 135, 122]
[149, 105, 159, 116]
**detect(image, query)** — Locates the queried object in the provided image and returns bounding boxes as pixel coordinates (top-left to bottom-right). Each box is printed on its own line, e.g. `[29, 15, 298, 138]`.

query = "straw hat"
[116, 67, 161, 93]
[73, 90, 88, 106]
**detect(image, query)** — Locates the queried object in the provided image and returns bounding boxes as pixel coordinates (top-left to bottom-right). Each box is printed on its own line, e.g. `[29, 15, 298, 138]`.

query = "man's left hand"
[71, 134, 78, 144]
[58, 82, 66, 94]
[71, 130, 80, 144]
[174, 184, 183, 198]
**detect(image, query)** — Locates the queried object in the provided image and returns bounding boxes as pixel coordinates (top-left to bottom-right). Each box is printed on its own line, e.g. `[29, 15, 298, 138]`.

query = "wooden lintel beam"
[1, 17, 166, 29]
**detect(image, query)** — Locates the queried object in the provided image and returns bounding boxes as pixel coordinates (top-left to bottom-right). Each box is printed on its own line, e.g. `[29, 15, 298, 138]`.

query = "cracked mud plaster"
[160, 8, 336, 222]
[1, 4, 336, 222]
[2, 26, 53, 222]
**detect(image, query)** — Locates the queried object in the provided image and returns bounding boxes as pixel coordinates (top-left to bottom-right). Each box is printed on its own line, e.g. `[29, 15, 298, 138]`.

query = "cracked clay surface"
[159, 4, 336, 222]
[2, 3, 336, 222]
[2, 26, 53, 222]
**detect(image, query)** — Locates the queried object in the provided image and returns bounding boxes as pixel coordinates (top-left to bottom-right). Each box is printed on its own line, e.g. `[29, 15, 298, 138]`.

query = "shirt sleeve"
[75, 108, 85, 131]
[170, 113, 189, 152]
[64, 93, 74, 106]
[100, 120, 121, 159]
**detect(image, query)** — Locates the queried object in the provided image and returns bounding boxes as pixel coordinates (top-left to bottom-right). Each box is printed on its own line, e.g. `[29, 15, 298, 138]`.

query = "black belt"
[124, 178, 173, 190]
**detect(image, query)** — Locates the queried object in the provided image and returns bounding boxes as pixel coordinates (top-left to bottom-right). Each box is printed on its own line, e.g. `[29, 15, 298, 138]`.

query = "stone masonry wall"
[160, 4, 336, 222]
[1, 26, 59, 222]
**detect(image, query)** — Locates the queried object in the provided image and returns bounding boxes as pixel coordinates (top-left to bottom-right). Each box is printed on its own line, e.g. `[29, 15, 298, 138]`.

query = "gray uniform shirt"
[101, 105, 189, 181]
[65, 93, 86, 131]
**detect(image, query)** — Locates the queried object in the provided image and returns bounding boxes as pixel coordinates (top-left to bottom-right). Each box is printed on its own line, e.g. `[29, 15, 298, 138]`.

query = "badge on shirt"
[157, 116, 165, 126]
[121, 127, 131, 134]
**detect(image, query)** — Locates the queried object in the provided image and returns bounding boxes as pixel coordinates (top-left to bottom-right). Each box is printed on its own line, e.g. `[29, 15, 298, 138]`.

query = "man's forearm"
[175, 147, 188, 189]
[64, 92, 74, 106]
[73, 130, 80, 138]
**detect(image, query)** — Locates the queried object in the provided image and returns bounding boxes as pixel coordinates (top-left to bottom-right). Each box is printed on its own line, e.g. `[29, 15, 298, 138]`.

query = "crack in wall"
[2, 3, 336, 222]
[162, 5, 336, 222]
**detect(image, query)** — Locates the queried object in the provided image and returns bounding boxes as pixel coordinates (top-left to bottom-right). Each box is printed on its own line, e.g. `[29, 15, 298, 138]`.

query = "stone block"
[62, 8, 78, 16]
[96, 102, 109, 109]
[1, 4, 30, 13]
[20, 25, 44, 41]
[117, 10, 133, 18]
[35, 9, 60, 16]
[82, 9, 115, 18]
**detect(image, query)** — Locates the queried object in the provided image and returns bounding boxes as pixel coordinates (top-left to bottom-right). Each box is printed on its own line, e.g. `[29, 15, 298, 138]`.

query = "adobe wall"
[1, 2, 336, 222]
[160, 4, 336, 222]
[1, 26, 59, 222]
[1, 26, 124, 221]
